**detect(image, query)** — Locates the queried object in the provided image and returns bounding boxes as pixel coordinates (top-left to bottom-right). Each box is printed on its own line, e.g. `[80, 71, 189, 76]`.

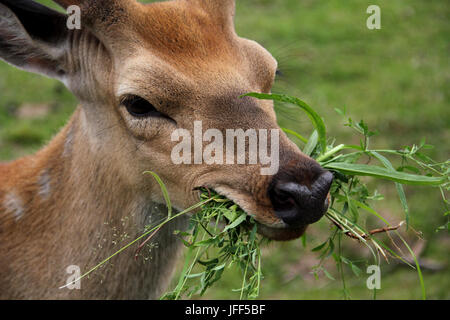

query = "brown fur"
[0, 0, 322, 299]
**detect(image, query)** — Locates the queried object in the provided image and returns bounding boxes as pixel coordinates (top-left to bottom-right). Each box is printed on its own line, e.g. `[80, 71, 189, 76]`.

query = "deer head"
[0, 0, 332, 241]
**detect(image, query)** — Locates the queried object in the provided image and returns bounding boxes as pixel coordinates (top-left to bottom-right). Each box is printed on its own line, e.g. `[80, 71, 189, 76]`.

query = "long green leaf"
[371, 152, 410, 228]
[145, 171, 172, 218]
[324, 162, 444, 186]
[281, 127, 308, 144]
[351, 199, 390, 225]
[242, 92, 327, 151]
[303, 130, 318, 156]
[223, 214, 247, 232]
[396, 232, 426, 300]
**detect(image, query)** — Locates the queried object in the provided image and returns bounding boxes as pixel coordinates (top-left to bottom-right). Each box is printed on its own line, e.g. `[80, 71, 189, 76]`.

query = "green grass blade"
[370, 152, 410, 228]
[324, 162, 445, 186]
[145, 171, 172, 218]
[60, 197, 214, 290]
[303, 130, 318, 156]
[351, 199, 390, 225]
[223, 213, 247, 232]
[242, 92, 327, 152]
[316, 144, 346, 162]
[396, 232, 426, 300]
[281, 127, 308, 144]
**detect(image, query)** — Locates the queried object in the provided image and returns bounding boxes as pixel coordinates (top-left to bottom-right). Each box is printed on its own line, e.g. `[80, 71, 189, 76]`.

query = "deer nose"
[268, 171, 333, 226]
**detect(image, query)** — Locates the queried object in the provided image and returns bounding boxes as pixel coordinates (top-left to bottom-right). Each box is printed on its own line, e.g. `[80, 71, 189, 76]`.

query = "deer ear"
[0, 0, 69, 80]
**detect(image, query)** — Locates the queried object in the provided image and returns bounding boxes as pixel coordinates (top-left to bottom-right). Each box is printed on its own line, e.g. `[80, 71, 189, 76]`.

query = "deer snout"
[268, 170, 333, 226]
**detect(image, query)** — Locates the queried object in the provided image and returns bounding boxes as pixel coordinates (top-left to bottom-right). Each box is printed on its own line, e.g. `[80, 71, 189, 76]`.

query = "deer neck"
[0, 106, 186, 299]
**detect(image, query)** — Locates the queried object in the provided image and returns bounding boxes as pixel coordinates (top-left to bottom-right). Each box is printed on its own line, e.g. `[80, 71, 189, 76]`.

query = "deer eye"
[121, 95, 159, 118]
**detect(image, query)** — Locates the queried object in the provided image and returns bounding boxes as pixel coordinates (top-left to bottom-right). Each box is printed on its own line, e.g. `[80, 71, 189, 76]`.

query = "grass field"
[0, 0, 448, 299]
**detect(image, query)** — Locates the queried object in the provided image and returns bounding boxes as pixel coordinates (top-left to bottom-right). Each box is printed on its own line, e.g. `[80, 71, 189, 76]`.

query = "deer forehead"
[134, 1, 235, 56]
[114, 42, 277, 103]
[108, 3, 277, 96]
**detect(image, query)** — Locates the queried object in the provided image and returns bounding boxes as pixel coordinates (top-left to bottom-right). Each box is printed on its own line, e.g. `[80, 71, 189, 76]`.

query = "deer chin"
[201, 186, 308, 241]
[255, 222, 308, 241]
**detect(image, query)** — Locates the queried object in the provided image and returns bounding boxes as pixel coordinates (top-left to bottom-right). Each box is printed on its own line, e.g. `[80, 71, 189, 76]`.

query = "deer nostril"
[273, 188, 295, 206]
[268, 171, 333, 226]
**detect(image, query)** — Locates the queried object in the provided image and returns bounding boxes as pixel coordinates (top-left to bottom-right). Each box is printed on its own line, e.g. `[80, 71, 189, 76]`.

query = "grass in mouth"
[61, 93, 449, 300]
[161, 189, 265, 300]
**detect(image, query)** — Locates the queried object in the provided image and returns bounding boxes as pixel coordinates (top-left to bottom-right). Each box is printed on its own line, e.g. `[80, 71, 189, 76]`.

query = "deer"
[0, 0, 333, 299]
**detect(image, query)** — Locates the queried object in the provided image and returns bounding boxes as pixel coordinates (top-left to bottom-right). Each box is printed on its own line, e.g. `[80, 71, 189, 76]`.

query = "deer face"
[0, 0, 332, 241]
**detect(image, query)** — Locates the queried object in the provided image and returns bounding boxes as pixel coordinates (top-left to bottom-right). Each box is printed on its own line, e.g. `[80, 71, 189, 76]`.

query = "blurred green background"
[0, 0, 448, 299]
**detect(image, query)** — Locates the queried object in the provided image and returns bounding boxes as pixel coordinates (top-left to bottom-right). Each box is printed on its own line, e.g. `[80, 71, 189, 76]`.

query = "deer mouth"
[254, 222, 308, 241]
[200, 186, 309, 241]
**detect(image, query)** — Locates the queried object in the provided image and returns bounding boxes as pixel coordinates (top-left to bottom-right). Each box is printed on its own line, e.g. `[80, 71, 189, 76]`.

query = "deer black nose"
[268, 171, 333, 226]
